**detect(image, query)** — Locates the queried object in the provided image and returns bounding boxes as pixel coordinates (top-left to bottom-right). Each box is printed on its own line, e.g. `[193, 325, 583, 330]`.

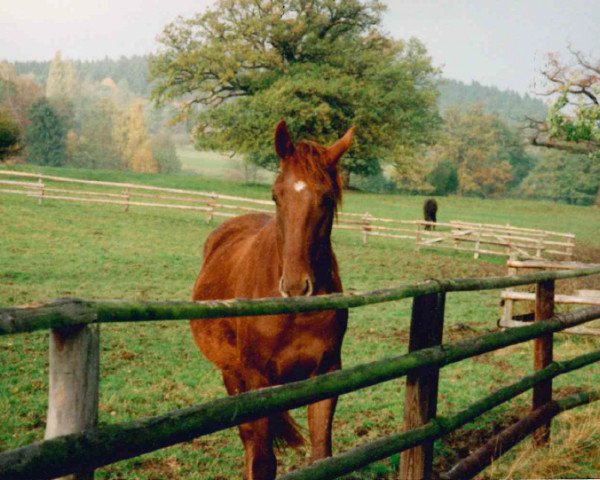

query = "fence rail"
[2, 266, 600, 479]
[0, 170, 576, 260]
[1, 305, 600, 480]
[3, 266, 600, 336]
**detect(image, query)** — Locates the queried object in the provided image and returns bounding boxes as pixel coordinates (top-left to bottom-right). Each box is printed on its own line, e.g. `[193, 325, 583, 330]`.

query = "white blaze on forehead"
[293, 180, 307, 192]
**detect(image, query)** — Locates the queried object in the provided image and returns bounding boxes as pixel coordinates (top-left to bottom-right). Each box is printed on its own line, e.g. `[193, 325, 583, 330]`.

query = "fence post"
[38, 178, 44, 205]
[535, 236, 543, 258]
[415, 223, 422, 251]
[500, 254, 519, 328]
[123, 188, 130, 212]
[473, 227, 482, 260]
[206, 193, 217, 223]
[45, 324, 100, 480]
[566, 236, 575, 260]
[400, 291, 445, 480]
[532, 279, 554, 446]
[361, 213, 371, 245]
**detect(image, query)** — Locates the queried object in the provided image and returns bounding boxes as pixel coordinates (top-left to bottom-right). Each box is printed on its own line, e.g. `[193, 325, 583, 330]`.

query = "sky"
[1, 0, 598, 95]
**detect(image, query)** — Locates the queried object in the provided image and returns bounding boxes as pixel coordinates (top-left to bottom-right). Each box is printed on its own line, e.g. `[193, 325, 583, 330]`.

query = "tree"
[0, 109, 20, 160]
[46, 51, 78, 99]
[527, 46, 599, 205]
[518, 150, 599, 205]
[123, 100, 158, 172]
[151, 134, 181, 173]
[429, 105, 513, 197]
[69, 98, 122, 170]
[426, 159, 458, 195]
[151, 0, 440, 184]
[24, 98, 67, 166]
[0, 62, 42, 129]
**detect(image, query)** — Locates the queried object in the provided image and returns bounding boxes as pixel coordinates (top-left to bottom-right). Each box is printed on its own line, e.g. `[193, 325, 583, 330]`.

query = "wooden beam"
[500, 291, 600, 306]
[533, 280, 554, 445]
[400, 292, 445, 480]
[45, 325, 99, 480]
[2, 310, 600, 480]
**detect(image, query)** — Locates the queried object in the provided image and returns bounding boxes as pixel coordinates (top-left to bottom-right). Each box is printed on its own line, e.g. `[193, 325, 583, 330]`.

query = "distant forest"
[12, 56, 547, 123]
[13, 56, 150, 96]
[438, 78, 547, 125]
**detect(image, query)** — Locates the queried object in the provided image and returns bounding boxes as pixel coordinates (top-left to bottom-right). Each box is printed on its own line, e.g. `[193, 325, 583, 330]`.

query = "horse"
[190, 120, 353, 480]
[423, 198, 438, 231]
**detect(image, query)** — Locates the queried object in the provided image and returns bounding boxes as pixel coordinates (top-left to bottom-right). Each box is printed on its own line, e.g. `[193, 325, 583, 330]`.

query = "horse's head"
[272, 120, 354, 297]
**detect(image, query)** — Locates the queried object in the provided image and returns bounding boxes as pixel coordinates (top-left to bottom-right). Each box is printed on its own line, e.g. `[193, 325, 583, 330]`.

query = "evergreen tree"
[0, 109, 20, 159]
[25, 98, 67, 166]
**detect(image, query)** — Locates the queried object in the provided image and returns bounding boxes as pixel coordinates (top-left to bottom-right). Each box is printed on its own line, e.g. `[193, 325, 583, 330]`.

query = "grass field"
[1, 162, 599, 479]
[178, 145, 275, 184]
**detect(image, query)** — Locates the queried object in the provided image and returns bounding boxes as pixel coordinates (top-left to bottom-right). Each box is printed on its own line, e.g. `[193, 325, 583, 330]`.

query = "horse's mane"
[288, 140, 343, 208]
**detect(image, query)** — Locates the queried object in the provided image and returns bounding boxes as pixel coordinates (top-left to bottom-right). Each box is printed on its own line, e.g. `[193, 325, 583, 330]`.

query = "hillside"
[438, 78, 547, 125]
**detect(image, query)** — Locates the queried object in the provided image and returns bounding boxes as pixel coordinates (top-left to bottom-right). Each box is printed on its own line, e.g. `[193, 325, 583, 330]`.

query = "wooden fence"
[1, 267, 600, 479]
[501, 259, 600, 335]
[0, 170, 575, 260]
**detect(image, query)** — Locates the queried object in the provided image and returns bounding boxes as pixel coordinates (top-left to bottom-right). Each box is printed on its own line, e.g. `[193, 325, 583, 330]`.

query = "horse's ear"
[275, 120, 294, 160]
[327, 127, 355, 166]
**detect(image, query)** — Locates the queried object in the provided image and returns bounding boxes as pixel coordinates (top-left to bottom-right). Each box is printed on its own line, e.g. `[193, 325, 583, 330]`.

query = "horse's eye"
[272, 194, 278, 204]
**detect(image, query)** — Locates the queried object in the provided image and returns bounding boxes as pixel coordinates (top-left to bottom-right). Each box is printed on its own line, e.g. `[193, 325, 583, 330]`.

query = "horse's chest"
[239, 310, 347, 382]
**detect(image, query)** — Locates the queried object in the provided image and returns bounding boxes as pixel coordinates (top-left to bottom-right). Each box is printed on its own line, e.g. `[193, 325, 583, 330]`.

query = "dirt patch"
[433, 406, 527, 476]
[445, 323, 492, 342]
[135, 455, 182, 477]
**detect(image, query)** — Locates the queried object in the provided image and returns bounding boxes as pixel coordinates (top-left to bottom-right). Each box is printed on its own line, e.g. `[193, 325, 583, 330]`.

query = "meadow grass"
[1, 162, 599, 479]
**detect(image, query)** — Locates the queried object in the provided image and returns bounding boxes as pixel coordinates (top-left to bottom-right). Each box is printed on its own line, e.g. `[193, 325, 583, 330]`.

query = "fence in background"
[0, 170, 575, 260]
[501, 258, 600, 336]
[1, 267, 600, 479]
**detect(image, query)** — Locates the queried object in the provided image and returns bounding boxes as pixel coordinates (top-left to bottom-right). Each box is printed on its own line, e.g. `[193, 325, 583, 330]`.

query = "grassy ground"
[177, 145, 275, 184]
[1, 162, 599, 479]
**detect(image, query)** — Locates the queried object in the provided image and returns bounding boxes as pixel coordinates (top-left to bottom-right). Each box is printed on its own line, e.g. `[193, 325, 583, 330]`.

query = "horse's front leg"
[308, 396, 338, 462]
[239, 418, 276, 480]
[308, 356, 342, 462]
[223, 368, 276, 480]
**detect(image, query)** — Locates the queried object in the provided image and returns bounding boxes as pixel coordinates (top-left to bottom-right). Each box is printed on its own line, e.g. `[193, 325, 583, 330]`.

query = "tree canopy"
[150, 0, 440, 181]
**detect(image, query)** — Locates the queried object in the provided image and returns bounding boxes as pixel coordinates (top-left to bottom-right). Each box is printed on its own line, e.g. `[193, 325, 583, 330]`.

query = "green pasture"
[178, 145, 275, 184]
[1, 163, 599, 479]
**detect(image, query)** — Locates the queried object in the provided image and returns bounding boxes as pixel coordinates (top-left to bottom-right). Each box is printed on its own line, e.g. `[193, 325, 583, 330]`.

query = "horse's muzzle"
[279, 276, 313, 297]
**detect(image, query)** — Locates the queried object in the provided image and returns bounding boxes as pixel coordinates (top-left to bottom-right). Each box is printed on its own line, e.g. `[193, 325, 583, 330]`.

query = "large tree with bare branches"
[150, 0, 440, 183]
[529, 46, 599, 152]
[527, 46, 599, 205]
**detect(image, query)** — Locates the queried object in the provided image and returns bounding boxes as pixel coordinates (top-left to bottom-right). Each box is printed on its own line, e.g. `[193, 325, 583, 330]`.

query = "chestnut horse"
[190, 120, 353, 479]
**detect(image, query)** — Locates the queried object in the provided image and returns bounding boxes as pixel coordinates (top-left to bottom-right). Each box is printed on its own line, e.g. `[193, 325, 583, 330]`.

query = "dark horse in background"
[423, 198, 438, 231]
[191, 120, 354, 479]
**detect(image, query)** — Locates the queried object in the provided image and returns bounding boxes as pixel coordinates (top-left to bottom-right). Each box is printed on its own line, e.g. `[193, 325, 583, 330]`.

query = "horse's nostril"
[303, 278, 314, 297]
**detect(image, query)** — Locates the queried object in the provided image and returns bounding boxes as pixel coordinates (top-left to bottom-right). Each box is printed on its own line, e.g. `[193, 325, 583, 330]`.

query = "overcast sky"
[1, 0, 598, 94]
